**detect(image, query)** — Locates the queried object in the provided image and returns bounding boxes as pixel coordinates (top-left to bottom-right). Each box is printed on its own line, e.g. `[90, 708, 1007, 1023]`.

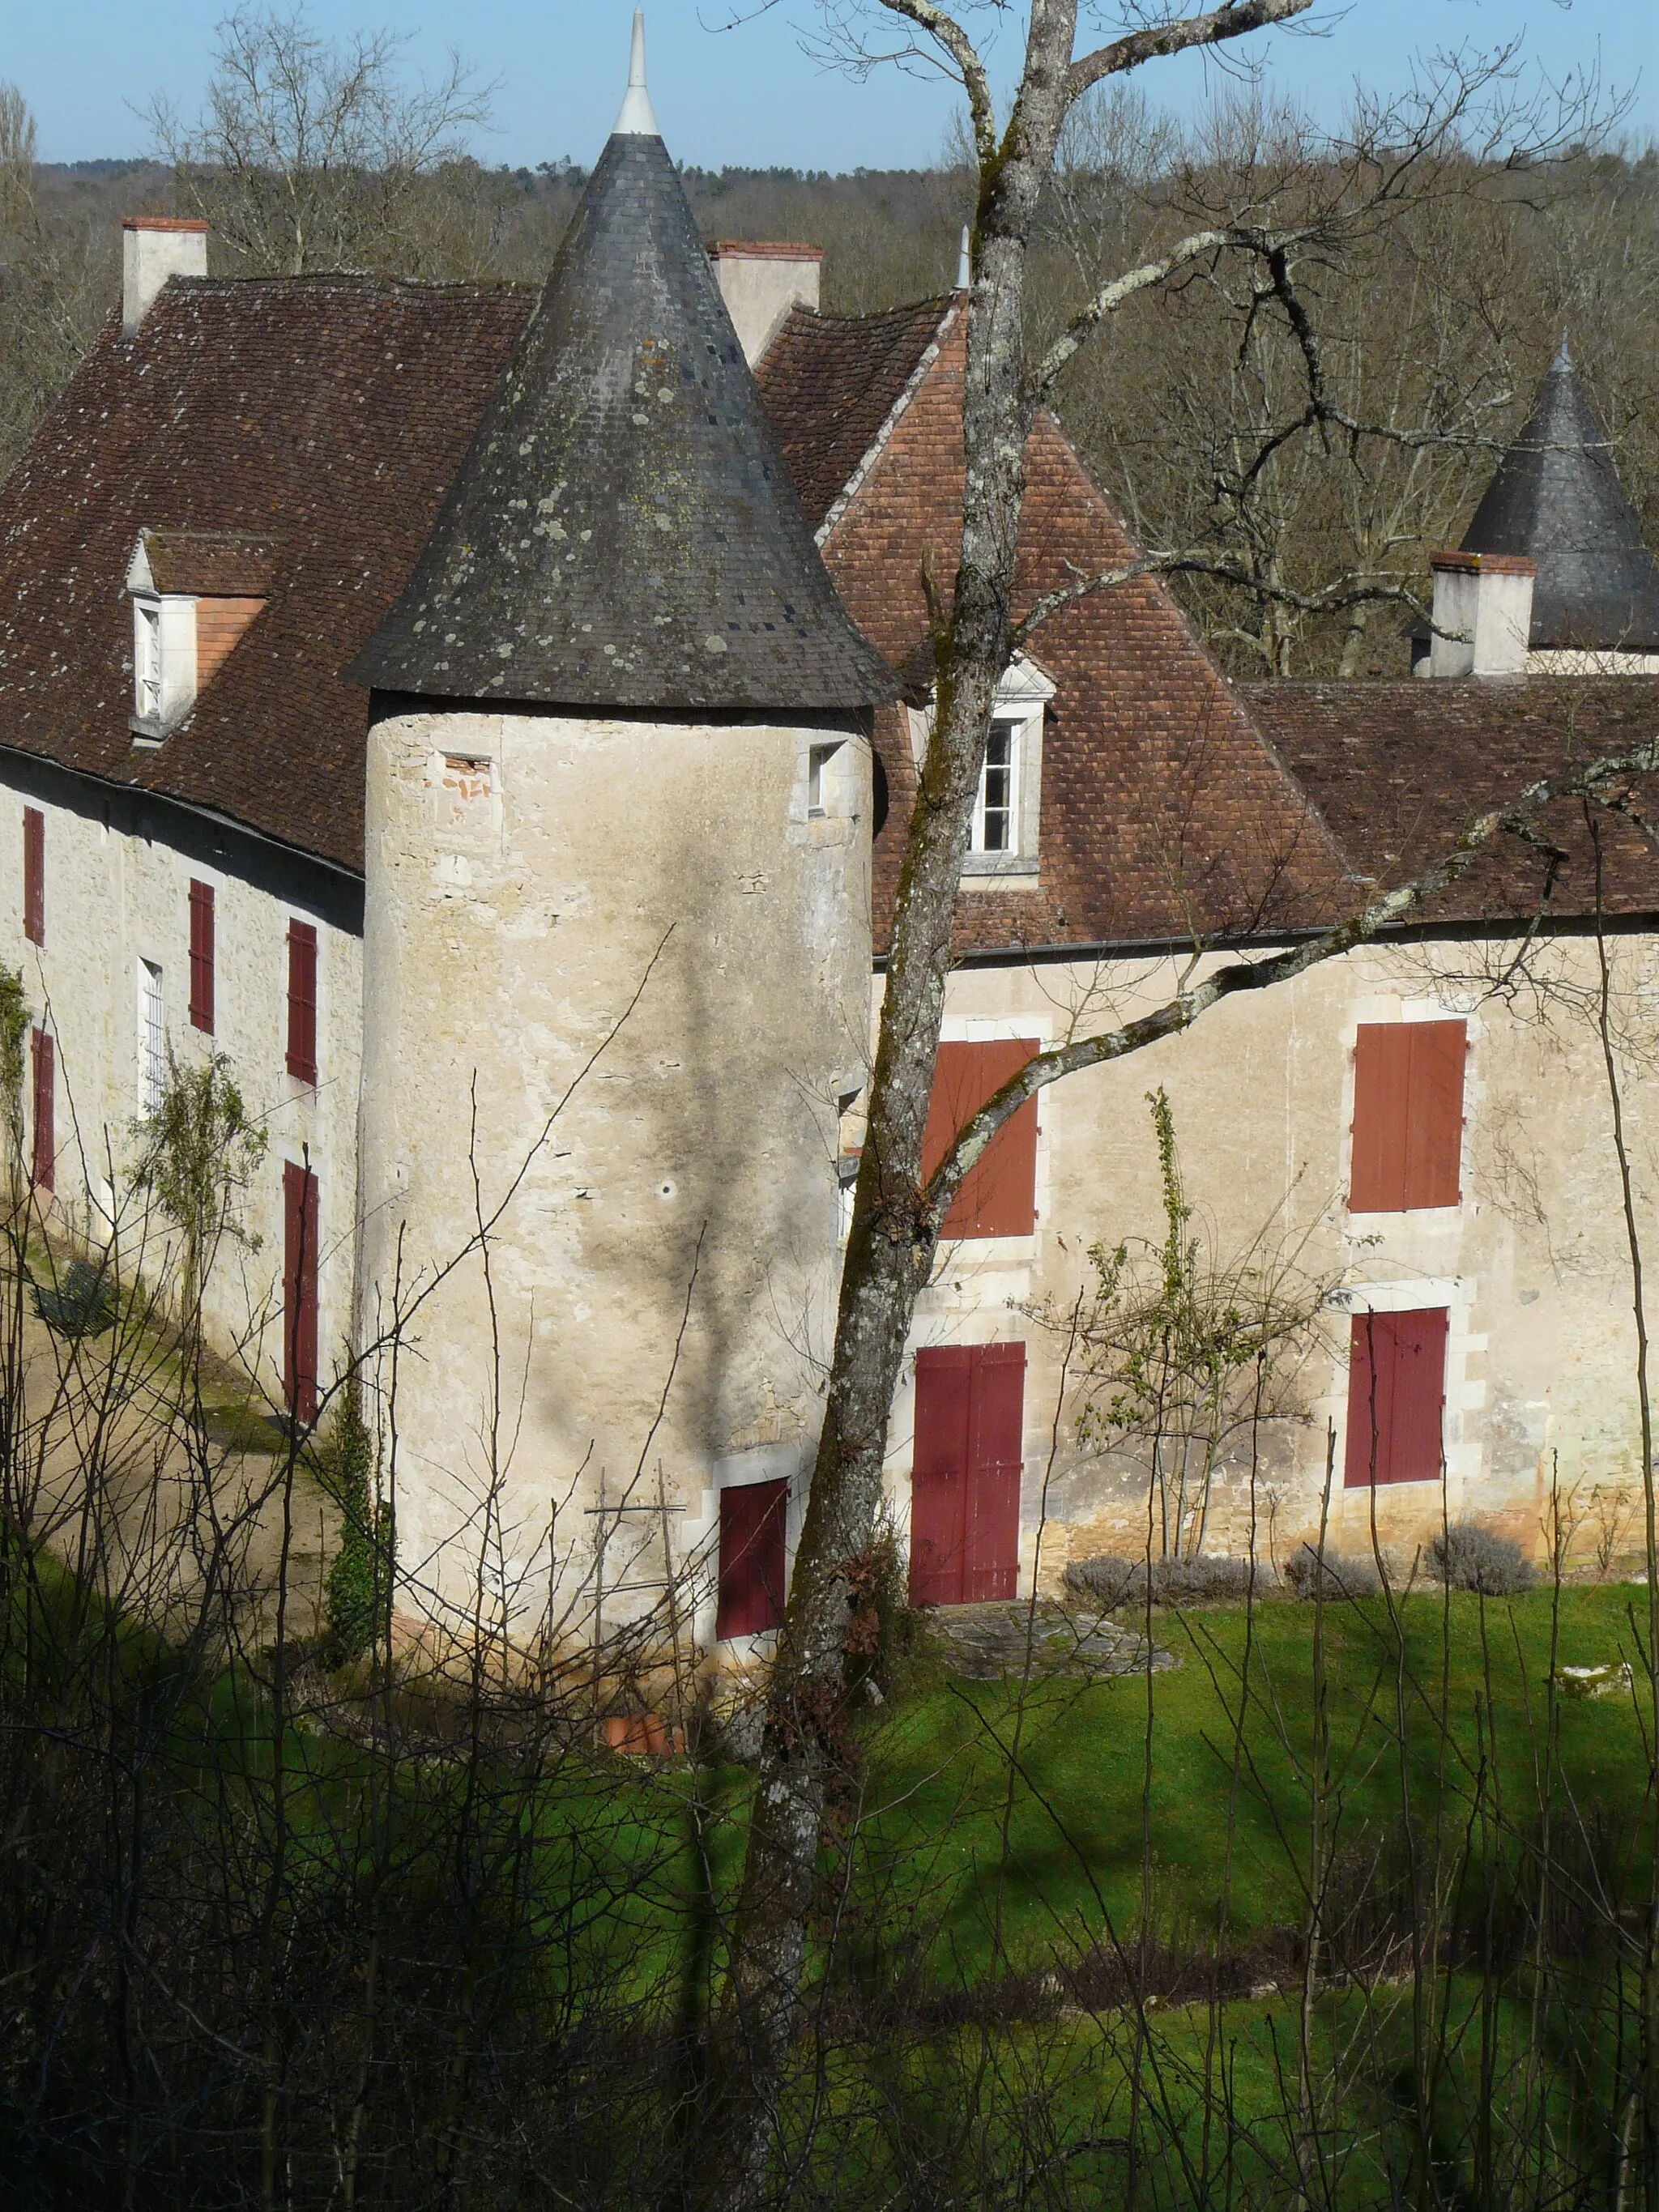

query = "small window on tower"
[802, 739, 849, 823]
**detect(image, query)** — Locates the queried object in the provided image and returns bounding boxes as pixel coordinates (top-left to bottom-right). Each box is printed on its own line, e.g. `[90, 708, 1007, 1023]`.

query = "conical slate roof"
[1460, 347, 1659, 651]
[350, 123, 895, 713]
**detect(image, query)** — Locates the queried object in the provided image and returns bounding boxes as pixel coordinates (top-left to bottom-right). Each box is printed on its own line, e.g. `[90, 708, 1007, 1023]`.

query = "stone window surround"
[905, 653, 1056, 880]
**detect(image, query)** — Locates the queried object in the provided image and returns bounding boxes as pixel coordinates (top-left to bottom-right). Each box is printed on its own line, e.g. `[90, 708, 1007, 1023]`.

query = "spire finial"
[1552, 333, 1573, 373]
[614, 8, 660, 137]
[957, 225, 971, 292]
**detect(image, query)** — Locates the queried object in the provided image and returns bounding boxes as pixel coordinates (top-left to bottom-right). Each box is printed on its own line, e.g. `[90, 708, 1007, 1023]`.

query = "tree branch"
[927, 742, 1659, 1219]
[1067, 0, 1319, 101]
[870, 0, 996, 156]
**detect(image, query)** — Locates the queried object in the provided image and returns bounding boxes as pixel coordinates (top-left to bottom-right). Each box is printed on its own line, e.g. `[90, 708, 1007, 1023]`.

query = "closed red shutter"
[283, 1160, 319, 1423]
[1344, 1308, 1448, 1486]
[189, 881, 215, 1034]
[1350, 1022, 1465, 1213]
[22, 808, 43, 947]
[189, 880, 215, 1035]
[286, 920, 318, 1083]
[1403, 1023, 1465, 1208]
[716, 1478, 789, 1639]
[920, 1038, 1039, 1239]
[30, 1029, 53, 1194]
[911, 1342, 1025, 1605]
[910, 1347, 973, 1605]
[965, 1340, 1025, 1600]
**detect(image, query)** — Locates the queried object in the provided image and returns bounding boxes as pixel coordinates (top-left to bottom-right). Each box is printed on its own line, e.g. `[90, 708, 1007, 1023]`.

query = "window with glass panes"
[974, 720, 1018, 853]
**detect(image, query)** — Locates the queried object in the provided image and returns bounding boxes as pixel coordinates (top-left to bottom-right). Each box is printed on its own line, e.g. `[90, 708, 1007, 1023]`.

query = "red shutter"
[189, 881, 215, 1034]
[920, 1038, 1039, 1239]
[1403, 1022, 1465, 1208]
[22, 808, 43, 947]
[30, 1029, 53, 1194]
[910, 1347, 973, 1605]
[965, 1340, 1025, 1600]
[716, 1478, 789, 1639]
[286, 920, 318, 1083]
[1350, 1021, 1465, 1213]
[911, 1342, 1025, 1605]
[1344, 1308, 1448, 1487]
[283, 1160, 319, 1424]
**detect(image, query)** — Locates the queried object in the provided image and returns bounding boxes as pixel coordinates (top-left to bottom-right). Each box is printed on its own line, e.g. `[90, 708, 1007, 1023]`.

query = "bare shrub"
[1429, 1521, 1537, 1596]
[1064, 1551, 1274, 1609]
[1282, 1542, 1382, 1601]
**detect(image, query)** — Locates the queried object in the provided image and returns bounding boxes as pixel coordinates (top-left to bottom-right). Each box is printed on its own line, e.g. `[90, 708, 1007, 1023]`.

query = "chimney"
[1427, 551, 1537, 677]
[708, 241, 823, 366]
[122, 217, 209, 339]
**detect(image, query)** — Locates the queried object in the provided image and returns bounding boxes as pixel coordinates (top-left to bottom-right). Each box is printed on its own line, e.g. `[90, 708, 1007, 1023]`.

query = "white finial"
[1552, 333, 1573, 373]
[614, 8, 660, 136]
[957, 225, 972, 291]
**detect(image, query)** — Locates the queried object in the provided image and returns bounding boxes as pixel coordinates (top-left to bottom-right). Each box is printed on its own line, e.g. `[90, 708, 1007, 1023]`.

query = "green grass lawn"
[840, 1584, 1654, 1985]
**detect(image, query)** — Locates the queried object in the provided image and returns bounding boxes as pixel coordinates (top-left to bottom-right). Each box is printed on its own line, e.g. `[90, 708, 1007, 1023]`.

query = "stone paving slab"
[921, 1600, 1175, 1682]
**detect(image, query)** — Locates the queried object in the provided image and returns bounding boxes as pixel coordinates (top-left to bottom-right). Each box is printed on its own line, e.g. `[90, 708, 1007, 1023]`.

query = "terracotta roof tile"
[1241, 676, 1659, 922]
[0, 275, 534, 871]
[756, 297, 953, 534]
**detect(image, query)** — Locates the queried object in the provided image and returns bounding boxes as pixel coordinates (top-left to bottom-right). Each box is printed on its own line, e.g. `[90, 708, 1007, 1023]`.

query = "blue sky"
[12, 0, 1654, 172]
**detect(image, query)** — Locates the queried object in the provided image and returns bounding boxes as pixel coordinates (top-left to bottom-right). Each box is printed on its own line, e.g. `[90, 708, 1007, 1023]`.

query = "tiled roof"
[353, 133, 893, 714]
[0, 275, 534, 872]
[765, 303, 1350, 955]
[756, 297, 955, 534]
[1459, 348, 1659, 652]
[141, 531, 279, 596]
[1242, 677, 1659, 920]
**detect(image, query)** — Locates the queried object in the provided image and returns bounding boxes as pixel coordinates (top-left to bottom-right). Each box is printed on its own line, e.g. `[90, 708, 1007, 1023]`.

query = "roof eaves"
[816, 297, 961, 548]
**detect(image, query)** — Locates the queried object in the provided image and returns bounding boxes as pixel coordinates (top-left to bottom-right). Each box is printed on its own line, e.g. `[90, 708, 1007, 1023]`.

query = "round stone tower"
[347, 20, 893, 1643]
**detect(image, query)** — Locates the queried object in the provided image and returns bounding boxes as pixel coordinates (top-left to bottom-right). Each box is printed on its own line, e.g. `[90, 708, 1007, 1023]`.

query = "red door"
[1344, 1308, 1448, 1486]
[283, 1160, 319, 1424]
[910, 1342, 1026, 1605]
[717, 1478, 789, 1639]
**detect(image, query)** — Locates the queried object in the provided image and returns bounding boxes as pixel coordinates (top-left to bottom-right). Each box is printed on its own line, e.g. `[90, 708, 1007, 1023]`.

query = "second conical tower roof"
[1461, 347, 1659, 652]
[351, 86, 894, 712]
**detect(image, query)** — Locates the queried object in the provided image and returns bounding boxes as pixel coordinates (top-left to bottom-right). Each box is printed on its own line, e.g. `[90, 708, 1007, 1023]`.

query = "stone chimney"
[1426, 550, 1537, 677]
[708, 241, 823, 365]
[122, 218, 209, 339]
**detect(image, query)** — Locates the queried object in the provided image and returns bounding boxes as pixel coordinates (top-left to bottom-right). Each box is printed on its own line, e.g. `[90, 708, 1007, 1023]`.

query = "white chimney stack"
[122, 218, 209, 339]
[1427, 550, 1537, 678]
[708, 241, 824, 365]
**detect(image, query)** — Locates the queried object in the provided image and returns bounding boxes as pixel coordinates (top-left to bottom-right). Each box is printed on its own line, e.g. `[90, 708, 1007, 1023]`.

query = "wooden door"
[716, 1477, 789, 1639]
[910, 1342, 1026, 1605]
[283, 1161, 319, 1425]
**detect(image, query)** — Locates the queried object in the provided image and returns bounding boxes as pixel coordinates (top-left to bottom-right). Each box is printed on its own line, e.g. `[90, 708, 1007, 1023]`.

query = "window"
[1343, 1308, 1448, 1487]
[30, 1029, 53, 1195]
[910, 1342, 1025, 1605]
[974, 721, 1017, 853]
[920, 1038, 1039, 1240]
[282, 1160, 319, 1425]
[189, 880, 215, 1034]
[136, 602, 162, 721]
[22, 808, 43, 946]
[286, 920, 318, 1084]
[1350, 1020, 1466, 1212]
[807, 744, 835, 817]
[139, 961, 165, 1114]
[717, 1478, 788, 1639]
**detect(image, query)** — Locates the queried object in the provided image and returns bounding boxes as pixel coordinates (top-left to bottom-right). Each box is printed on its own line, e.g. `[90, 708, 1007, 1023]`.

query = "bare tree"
[698, 4, 1642, 2199]
[147, 4, 497, 277]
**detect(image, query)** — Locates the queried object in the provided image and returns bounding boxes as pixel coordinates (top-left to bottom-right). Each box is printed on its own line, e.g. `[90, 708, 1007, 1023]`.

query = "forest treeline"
[3, 56, 1656, 677]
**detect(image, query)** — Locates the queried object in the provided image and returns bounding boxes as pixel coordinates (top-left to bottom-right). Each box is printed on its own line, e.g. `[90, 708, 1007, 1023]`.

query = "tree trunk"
[693, 12, 1078, 2205]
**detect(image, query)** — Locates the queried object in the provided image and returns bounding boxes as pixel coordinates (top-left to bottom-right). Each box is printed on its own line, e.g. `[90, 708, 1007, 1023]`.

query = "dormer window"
[126, 530, 275, 745]
[909, 652, 1056, 879]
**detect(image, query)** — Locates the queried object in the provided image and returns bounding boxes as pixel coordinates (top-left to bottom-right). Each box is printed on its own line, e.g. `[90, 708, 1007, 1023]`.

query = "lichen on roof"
[350, 130, 895, 715]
